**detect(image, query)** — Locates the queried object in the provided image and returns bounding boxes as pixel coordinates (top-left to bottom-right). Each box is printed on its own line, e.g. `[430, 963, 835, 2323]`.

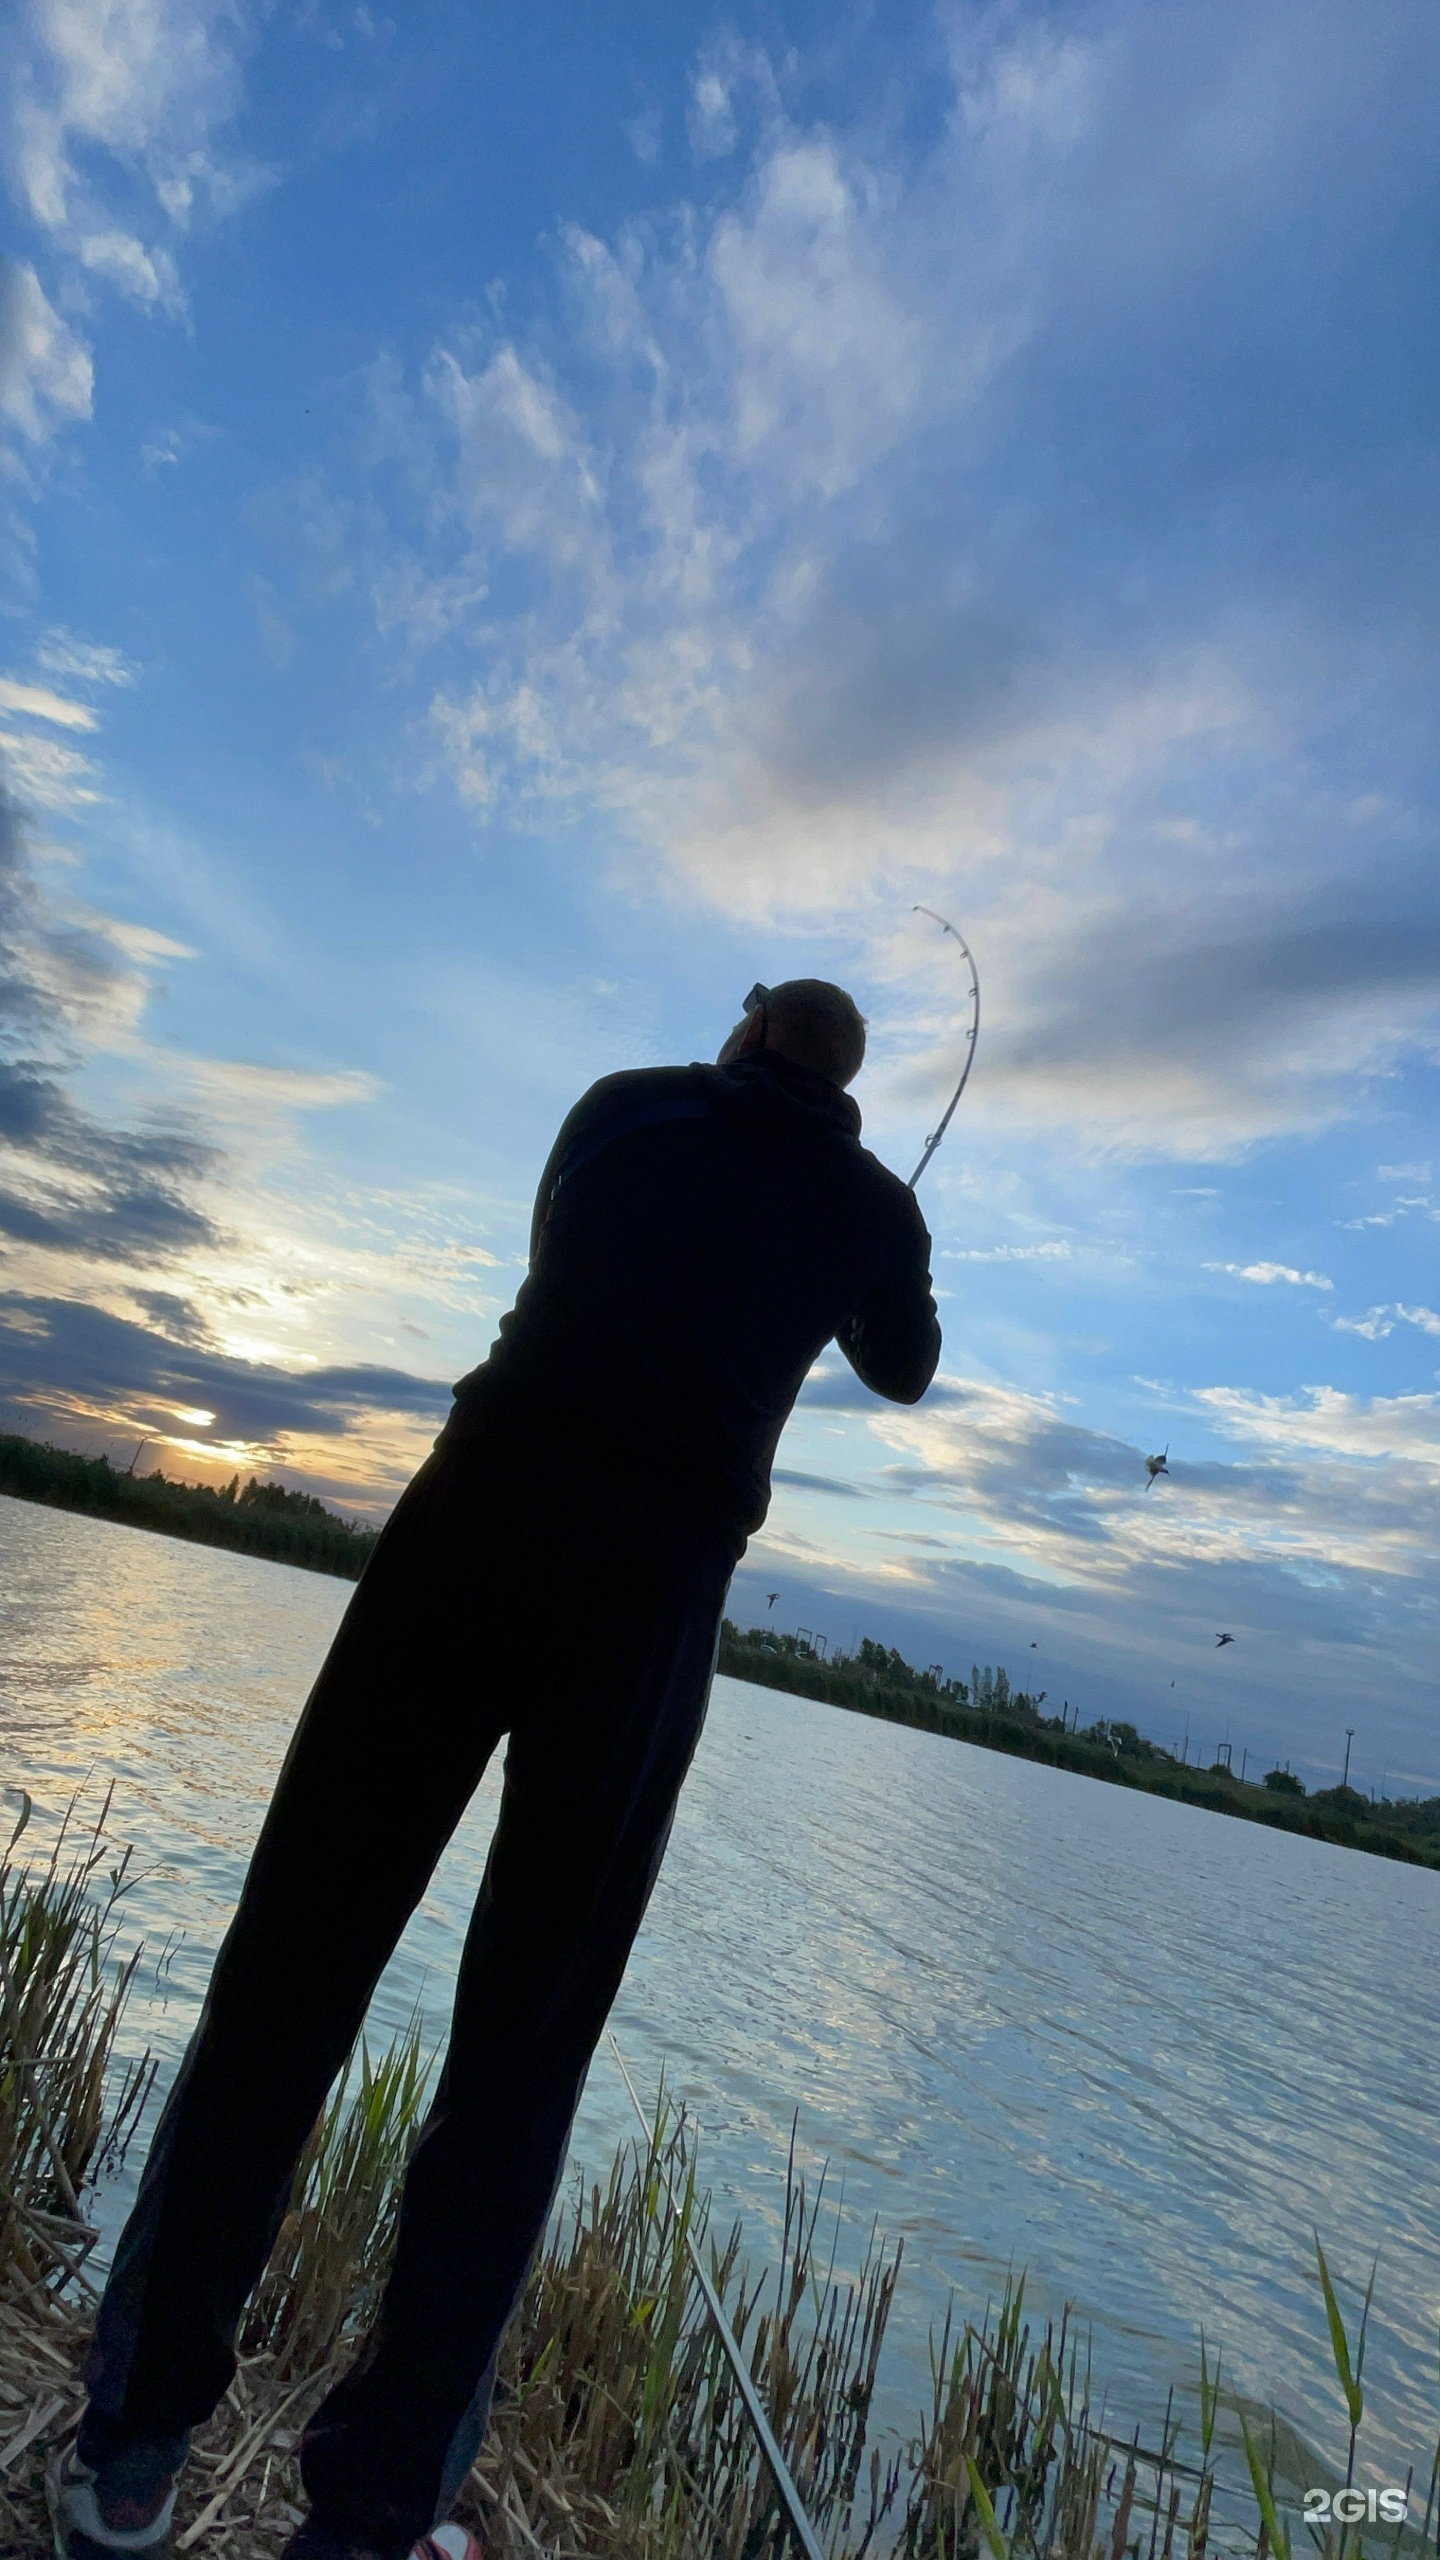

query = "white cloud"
[36, 629, 136, 686]
[98, 920, 196, 965]
[424, 342, 603, 572]
[0, 257, 93, 442]
[709, 136, 922, 504]
[687, 32, 774, 161]
[142, 426, 184, 472]
[1193, 1382, 1440, 1468]
[0, 678, 98, 729]
[138, 412, 218, 474]
[624, 104, 662, 168]
[943, 1240, 1072, 1262]
[1340, 1189, 1437, 1232]
[1333, 1303, 1440, 1343]
[77, 229, 183, 312]
[177, 1057, 381, 1126]
[1205, 1261, 1334, 1290]
[1333, 1309, 1393, 1342]
[0, 725, 102, 807]
[9, 0, 257, 242]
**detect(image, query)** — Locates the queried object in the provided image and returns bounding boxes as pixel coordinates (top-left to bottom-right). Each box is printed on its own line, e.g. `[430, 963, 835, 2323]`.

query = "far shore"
[4, 1425, 1436, 1874]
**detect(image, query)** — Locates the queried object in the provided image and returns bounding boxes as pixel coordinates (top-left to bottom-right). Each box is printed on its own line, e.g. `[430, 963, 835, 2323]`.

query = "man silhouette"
[58, 978, 940, 2560]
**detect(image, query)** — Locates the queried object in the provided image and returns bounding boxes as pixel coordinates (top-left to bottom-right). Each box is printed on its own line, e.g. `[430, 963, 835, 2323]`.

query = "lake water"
[2, 1491, 1436, 2513]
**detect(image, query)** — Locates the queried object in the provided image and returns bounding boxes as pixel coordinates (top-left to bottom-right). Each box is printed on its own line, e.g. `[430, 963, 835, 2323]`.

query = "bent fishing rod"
[906, 906, 980, 1189]
[742, 906, 980, 1189]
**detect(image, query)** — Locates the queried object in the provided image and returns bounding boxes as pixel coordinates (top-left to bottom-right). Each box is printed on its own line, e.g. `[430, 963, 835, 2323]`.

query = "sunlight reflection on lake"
[2, 1492, 1436, 2490]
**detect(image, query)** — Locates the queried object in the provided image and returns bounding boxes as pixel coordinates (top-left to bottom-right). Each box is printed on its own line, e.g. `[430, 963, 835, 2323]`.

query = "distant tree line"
[0, 1431, 378, 1580]
[717, 1622, 1440, 1872]
[3, 1427, 1432, 1871]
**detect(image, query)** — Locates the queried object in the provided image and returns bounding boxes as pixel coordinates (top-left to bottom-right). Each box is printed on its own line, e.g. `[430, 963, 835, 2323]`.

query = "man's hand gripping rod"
[907, 907, 980, 1188]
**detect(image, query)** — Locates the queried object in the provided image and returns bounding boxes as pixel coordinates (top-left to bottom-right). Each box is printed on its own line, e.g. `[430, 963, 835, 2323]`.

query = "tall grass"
[466, 2104, 905, 2560]
[0, 1791, 155, 2302]
[239, 2029, 430, 2380]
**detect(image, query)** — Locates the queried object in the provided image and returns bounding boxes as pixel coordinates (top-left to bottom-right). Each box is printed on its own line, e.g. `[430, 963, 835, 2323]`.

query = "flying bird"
[1145, 1446, 1170, 1489]
[1215, 1632, 1235, 1647]
[766, 1592, 778, 1612]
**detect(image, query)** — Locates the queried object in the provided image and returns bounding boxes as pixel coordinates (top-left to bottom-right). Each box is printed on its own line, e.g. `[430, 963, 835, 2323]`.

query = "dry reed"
[0, 1792, 155, 2308]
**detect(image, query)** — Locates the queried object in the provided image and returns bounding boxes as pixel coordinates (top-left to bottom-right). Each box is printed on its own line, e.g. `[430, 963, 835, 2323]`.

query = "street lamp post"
[1342, 1727, 1355, 1791]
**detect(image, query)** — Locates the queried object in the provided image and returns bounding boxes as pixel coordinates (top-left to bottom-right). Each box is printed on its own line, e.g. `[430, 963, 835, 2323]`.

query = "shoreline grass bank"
[3, 1803, 1437, 2560]
[0, 1431, 377, 1580]
[718, 1627, 1440, 1873]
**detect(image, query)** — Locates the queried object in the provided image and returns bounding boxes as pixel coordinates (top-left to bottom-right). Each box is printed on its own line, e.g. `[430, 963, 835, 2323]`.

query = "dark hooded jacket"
[450, 1053, 940, 1545]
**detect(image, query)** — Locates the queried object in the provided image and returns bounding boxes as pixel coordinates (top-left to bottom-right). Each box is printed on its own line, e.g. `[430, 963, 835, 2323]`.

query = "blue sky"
[2, 0, 1438, 1791]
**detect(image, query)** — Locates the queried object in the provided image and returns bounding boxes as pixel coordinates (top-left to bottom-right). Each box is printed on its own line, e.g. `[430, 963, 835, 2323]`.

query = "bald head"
[718, 978, 867, 1087]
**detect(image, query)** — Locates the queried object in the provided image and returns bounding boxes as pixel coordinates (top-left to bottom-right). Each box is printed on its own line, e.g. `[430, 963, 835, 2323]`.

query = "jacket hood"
[709, 1049, 862, 1139]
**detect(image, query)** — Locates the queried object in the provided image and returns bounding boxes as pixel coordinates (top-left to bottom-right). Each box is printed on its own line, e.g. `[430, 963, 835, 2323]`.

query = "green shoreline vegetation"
[718, 1626, 1440, 1872]
[0, 1428, 379, 1579]
[3, 1427, 1436, 1871]
[3, 1798, 1437, 2560]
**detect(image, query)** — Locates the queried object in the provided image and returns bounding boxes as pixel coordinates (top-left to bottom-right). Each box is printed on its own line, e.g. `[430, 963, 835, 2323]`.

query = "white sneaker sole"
[45, 2440, 177, 2556]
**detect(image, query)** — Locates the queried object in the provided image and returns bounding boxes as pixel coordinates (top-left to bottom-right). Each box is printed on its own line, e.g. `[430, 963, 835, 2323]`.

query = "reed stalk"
[239, 2028, 430, 2380]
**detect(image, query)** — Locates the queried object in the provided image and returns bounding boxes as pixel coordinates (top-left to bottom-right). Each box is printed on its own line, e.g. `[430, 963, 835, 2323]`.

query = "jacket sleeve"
[835, 1190, 942, 1404]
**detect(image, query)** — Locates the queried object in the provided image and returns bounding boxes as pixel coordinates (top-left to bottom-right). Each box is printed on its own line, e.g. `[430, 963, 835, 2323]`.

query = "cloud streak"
[0, 1290, 451, 1507]
[790, 1354, 1440, 1600]
[1334, 1304, 1440, 1342]
[0, 257, 93, 445]
[1206, 1262, 1334, 1290]
[0, 785, 225, 1264]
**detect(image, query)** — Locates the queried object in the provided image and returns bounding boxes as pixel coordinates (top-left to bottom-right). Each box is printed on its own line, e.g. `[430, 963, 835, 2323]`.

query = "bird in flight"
[1215, 1632, 1235, 1647]
[1145, 1446, 1170, 1489]
[766, 1592, 778, 1612]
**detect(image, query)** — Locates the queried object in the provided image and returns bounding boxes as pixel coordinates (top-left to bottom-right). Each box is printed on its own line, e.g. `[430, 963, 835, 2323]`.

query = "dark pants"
[82, 1421, 735, 2555]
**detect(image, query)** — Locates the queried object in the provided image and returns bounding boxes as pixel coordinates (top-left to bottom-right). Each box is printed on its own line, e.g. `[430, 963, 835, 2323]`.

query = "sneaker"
[45, 2438, 179, 2558]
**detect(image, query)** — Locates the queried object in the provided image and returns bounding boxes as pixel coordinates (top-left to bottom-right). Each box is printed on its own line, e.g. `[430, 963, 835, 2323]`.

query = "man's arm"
[835, 1194, 941, 1405]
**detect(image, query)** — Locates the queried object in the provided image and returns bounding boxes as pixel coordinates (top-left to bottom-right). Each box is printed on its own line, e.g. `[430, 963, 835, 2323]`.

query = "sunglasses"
[741, 983, 772, 1017]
